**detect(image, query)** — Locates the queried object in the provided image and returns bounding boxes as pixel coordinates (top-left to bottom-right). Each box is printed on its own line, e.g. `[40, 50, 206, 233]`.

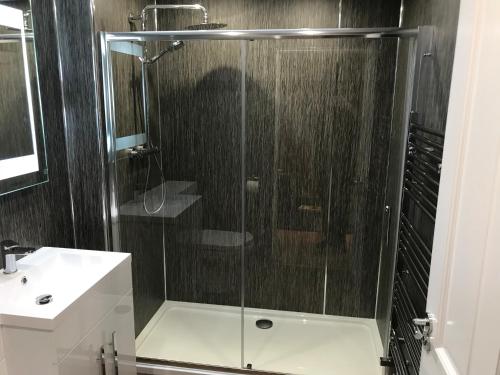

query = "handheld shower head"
[140, 40, 185, 64]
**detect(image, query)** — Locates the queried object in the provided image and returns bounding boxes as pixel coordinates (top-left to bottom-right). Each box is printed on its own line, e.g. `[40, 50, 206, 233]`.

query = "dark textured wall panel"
[0, 0, 74, 258]
[153, 0, 401, 317]
[154, 0, 341, 314]
[121, 214, 165, 336]
[325, 38, 399, 317]
[48, 0, 150, 252]
[401, 0, 461, 134]
[52, 0, 108, 251]
[154, 39, 244, 308]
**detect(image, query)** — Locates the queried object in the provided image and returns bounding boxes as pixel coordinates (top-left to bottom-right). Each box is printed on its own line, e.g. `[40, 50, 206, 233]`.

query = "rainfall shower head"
[129, 4, 225, 31]
[130, 4, 226, 64]
[185, 22, 227, 30]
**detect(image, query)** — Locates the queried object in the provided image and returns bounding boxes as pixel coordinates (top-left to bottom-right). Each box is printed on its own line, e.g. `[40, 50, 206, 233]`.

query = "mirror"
[0, 2, 48, 195]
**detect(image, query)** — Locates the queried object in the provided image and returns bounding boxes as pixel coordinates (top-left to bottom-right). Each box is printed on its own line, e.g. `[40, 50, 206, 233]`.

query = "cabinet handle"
[98, 346, 107, 375]
[111, 331, 119, 375]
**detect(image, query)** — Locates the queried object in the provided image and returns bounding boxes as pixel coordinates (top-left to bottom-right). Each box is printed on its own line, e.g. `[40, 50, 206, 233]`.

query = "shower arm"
[129, 4, 209, 30]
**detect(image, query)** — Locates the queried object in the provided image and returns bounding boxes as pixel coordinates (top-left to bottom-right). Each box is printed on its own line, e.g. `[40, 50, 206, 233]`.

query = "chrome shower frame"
[100, 26, 420, 248]
[100, 26, 430, 375]
[106, 27, 418, 42]
[129, 4, 209, 31]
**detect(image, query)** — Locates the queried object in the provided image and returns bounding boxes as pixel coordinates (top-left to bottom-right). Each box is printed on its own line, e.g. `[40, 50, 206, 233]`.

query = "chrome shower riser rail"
[102, 27, 419, 42]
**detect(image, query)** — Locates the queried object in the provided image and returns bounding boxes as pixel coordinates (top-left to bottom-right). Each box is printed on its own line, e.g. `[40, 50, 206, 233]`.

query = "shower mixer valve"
[127, 145, 160, 160]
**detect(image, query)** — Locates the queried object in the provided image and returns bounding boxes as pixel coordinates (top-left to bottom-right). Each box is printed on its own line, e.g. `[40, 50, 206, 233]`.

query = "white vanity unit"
[0, 247, 136, 375]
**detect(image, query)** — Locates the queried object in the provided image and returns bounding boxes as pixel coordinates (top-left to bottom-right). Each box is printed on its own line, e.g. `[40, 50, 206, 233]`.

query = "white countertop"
[0, 247, 130, 330]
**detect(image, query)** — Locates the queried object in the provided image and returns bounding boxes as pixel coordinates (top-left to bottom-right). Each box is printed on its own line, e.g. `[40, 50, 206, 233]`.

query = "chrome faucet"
[0, 240, 35, 274]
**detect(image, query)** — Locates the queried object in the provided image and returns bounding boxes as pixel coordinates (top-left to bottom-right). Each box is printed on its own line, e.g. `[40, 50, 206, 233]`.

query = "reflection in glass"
[0, 3, 47, 194]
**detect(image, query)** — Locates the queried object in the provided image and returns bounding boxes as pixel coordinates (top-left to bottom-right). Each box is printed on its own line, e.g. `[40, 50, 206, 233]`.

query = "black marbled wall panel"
[326, 0, 400, 317]
[49, 0, 152, 252]
[246, 42, 336, 313]
[155, 0, 340, 314]
[401, 0, 461, 134]
[375, 0, 461, 352]
[51, 0, 109, 250]
[0, 0, 74, 258]
[322, 0, 401, 319]
[121, 215, 164, 336]
[325, 38, 400, 317]
[152, 39, 244, 309]
[155, 0, 402, 317]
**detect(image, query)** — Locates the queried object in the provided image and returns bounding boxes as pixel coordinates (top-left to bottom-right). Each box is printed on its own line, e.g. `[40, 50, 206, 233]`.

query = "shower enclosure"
[101, 25, 428, 375]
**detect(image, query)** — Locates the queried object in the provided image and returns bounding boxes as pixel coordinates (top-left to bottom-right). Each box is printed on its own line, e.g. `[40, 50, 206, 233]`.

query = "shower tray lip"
[155, 299, 380, 328]
[136, 300, 383, 375]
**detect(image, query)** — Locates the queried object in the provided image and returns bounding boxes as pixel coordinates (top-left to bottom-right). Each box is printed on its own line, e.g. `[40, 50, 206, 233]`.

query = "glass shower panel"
[107, 40, 245, 369]
[243, 37, 399, 374]
[158, 40, 244, 310]
[108, 42, 162, 337]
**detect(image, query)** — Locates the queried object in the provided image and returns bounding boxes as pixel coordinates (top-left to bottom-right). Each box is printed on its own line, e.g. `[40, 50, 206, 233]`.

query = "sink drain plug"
[256, 319, 273, 329]
[36, 294, 53, 305]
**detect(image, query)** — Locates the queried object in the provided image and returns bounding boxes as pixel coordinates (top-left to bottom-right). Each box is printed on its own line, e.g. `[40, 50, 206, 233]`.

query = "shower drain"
[256, 319, 273, 329]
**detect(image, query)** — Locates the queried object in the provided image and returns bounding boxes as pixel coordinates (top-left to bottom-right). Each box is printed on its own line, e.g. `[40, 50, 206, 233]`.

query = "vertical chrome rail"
[100, 33, 121, 251]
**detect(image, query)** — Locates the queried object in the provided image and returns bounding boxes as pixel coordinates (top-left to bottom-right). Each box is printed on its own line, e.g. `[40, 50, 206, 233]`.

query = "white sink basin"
[0, 247, 130, 330]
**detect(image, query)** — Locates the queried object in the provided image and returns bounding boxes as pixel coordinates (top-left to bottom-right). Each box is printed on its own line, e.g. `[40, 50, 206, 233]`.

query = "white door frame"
[420, 0, 500, 372]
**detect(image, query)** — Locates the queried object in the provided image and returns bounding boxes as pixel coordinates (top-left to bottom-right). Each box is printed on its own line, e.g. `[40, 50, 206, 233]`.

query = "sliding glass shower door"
[103, 38, 245, 367]
[101, 28, 418, 375]
[242, 37, 400, 373]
